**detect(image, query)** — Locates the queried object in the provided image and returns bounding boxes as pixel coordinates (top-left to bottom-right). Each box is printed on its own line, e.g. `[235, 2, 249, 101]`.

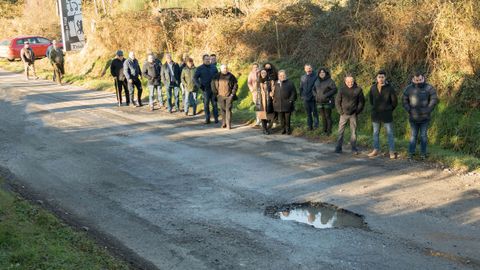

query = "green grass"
[1, 58, 478, 172]
[0, 179, 129, 270]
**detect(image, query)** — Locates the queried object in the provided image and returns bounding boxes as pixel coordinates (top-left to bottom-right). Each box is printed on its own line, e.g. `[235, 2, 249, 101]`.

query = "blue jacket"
[299, 73, 317, 101]
[123, 58, 141, 81]
[194, 64, 217, 93]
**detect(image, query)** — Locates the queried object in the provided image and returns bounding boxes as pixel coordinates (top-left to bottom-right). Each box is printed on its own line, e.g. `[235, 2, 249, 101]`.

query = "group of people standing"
[108, 50, 438, 160]
[247, 63, 438, 160]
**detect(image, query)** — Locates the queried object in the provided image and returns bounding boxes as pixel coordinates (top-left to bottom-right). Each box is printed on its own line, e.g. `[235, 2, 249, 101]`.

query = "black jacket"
[369, 82, 397, 123]
[335, 83, 365, 115]
[299, 73, 317, 101]
[123, 58, 142, 81]
[193, 64, 217, 93]
[313, 72, 337, 105]
[273, 79, 297, 112]
[161, 61, 181, 87]
[143, 61, 161, 86]
[211, 72, 238, 97]
[110, 58, 126, 81]
[402, 82, 438, 122]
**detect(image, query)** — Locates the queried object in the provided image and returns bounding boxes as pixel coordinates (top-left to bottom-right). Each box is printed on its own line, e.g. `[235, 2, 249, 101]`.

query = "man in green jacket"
[49, 41, 65, 85]
[181, 58, 198, 116]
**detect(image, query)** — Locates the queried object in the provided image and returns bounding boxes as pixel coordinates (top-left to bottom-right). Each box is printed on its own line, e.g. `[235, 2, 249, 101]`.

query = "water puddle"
[265, 202, 367, 229]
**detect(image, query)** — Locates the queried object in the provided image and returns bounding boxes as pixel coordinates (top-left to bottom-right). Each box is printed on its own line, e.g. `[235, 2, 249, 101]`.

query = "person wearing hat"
[20, 41, 38, 80]
[110, 50, 129, 106]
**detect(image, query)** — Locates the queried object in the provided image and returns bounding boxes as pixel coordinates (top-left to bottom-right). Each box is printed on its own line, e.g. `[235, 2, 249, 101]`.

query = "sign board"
[58, 0, 86, 51]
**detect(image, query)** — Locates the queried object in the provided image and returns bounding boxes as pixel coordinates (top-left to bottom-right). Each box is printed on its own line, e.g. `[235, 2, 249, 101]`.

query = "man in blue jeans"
[402, 71, 438, 160]
[161, 53, 182, 113]
[194, 54, 219, 124]
[367, 70, 398, 159]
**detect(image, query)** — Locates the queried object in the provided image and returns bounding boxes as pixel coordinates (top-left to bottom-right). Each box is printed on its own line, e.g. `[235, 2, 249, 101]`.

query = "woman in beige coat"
[255, 69, 276, 134]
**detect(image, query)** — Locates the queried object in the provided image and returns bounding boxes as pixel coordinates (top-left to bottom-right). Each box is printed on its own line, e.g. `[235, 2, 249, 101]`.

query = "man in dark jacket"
[335, 74, 365, 154]
[273, 70, 297, 135]
[402, 72, 438, 160]
[46, 40, 57, 82]
[123, 51, 143, 107]
[161, 53, 182, 113]
[194, 54, 219, 124]
[212, 64, 238, 129]
[20, 41, 38, 80]
[313, 67, 337, 135]
[143, 54, 162, 111]
[299, 64, 319, 130]
[368, 70, 398, 159]
[110, 50, 129, 106]
[49, 41, 65, 85]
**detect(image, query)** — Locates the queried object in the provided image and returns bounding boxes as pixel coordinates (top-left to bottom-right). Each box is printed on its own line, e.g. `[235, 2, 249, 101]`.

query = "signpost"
[57, 0, 86, 51]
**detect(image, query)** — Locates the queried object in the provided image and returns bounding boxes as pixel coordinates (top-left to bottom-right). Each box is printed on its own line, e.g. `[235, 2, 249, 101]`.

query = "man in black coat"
[299, 64, 319, 130]
[335, 74, 365, 154]
[110, 50, 129, 106]
[368, 70, 398, 159]
[123, 51, 143, 107]
[402, 71, 438, 160]
[194, 54, 219, 124]
[273, 70, 297, 135]
[161, 53, 182, 113]
[143, 54, 162, 111]
[212, 64, 238, 129]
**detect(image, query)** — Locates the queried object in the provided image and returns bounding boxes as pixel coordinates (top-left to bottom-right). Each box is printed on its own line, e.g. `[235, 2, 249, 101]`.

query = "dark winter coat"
[161, 61, 181, 87]
[313, 70, 337, 105]
[335, 83, 365, 115]
[142, 60, 162, 86]
[299, 73, 317, 101]
[402, 82, 438, 122]
[181, 66, 197, 92]
[49, 48, 64, 65]
[193, 64, 217, 93]
[212, 72, 238, 97]
[110, 58, 126, 81]
[368, 82, 397, 123]
[273, 79, 297, 113]
[123, 58, 142, 81]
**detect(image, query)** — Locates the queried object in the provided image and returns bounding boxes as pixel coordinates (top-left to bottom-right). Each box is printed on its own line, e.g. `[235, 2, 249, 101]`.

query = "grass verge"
[0, 178, 129, 270]
[1, 59, 478, 172]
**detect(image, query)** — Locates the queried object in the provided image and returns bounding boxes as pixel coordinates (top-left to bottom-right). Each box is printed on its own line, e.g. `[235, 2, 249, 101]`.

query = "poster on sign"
[58, 0, 86, 51]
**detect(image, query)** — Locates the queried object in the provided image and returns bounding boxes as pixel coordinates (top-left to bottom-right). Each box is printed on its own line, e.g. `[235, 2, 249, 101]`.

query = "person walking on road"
[48, 41, 65, 85]
[123, 51, 143, 107]
[335, 74, 365, 154]
[402, 71, 438, 160]
[194, 54, 219, 124]
[313, 67, 337, 135]
[181, 57, 198, 116]
[110, 50, 129, 106]
[161, 53, 182, 113]
[367, 70, 398, 159]
[143, 54, 162, 111]
[256, 69, 275, 135]
[272, 70, 297, 135]
[212, 64, 238, 129]
[20, 41, 38, 80]
[299, 64, 319, 130]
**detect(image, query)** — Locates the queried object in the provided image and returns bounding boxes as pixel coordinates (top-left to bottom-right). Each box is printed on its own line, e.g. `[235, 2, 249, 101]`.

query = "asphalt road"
[0, 69, 479, 270]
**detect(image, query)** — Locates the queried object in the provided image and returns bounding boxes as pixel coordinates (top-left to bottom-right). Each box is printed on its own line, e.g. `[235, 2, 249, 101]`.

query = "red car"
[0, 36, 63, 61]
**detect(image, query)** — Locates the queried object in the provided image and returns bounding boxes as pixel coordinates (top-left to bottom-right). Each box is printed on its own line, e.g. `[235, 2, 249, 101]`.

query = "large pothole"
[265, 202, 368, 229]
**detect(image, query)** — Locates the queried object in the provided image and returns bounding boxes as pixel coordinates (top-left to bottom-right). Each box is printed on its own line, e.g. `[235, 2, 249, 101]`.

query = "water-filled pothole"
[265, 202, 368, 229]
